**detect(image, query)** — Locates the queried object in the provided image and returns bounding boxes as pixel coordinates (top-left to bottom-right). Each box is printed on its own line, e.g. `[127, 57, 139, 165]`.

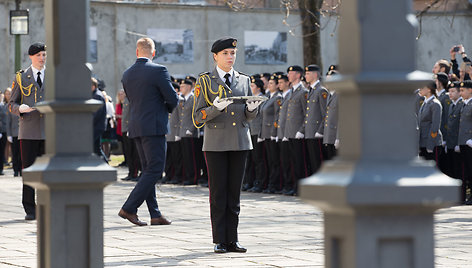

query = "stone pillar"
[22, 0, 116, 267]
[299, 1, 460, 268]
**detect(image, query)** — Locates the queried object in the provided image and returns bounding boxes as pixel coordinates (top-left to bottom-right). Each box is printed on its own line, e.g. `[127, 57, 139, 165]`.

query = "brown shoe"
[150, 216, 172, 225]
[118, 209, 147, 226]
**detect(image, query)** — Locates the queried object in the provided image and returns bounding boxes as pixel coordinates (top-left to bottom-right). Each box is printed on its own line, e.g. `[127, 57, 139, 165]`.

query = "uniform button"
[231, 112, 235, 115]
[305, 121, 308, 124]
[307, 107, 310, 110]
[306, 113, 308, 116]
[307, 100, 309, 103]
[232, 122, 236, 126]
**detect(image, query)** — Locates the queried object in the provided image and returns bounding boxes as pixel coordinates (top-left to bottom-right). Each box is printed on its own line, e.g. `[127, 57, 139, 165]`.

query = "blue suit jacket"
[122, 58, 178, 138]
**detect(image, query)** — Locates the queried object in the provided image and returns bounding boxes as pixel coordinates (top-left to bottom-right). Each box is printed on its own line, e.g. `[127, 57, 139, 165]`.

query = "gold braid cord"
[15, 72, 36, 104]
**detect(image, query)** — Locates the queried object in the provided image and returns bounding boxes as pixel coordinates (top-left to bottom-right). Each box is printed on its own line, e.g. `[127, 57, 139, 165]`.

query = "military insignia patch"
[201, 110, 207, 120]
[277, 99, 281, 106]
[195, 85, 201, 97]
[274, 122, 278, 128]
[322, 92, 328, 99]
[11, 81, 15, 89]
[461, 82, 465, 87]
[232, 40, 237, 47]
[304, 93, 308, 100]
[431, 132, 438, 138]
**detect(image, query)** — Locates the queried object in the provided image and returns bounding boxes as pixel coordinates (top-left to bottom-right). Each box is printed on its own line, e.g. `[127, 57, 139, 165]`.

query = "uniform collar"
[423, 95, 435, 104]
[183, 92, 193, 101]
[310, 80, 320, 89]
[216, 66, 234, 82]
[270, 91, 276, 98]
[438, 89, 446, 96]
[282, 89, 290, 98]
[464, 98, 472, 105]
[452, 97, 462, 105]
[291, 81, 303, 91]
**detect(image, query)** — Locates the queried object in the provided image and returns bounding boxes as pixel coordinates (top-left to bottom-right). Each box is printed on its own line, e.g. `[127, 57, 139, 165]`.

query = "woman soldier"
[192, 37, 263, 253]
[418, 81, 443, 165]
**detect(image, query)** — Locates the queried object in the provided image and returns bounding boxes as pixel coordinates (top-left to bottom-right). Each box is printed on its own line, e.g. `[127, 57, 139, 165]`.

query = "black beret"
[277, 74, 288, 81]
[28, 42, 46, 55]
[449, 81, 461, 89]
[305, 64, 320, 72]
[269, 74, 278, 81]
[211, 37, 237, 53]
[185, 76, 196, 83]
[287, 65, 304, 73]
[460, 80, 472, 89]
[182, 79, 193, 86]
[260, 73, 271, 79]
[251, 78, 264, 89]
[171, 82, 180, 90]
[436, 72, 448, 82]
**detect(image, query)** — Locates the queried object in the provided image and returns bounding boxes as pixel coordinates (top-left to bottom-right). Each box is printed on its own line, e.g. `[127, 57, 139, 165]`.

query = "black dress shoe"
[14, 171, 19, 177]
[25, 214, 36, 221]
[227, 242, 247, 253]
[214, 243, 227, 253]
[241, 183, 251, 191]
[248, 186, 262, 193]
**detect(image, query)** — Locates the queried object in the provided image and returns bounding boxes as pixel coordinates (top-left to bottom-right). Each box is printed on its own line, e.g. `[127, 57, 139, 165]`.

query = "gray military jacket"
[193, 68, 257, 152]
[9, 67, 45, 140]
[178, 93, 198, 138]
[418, 96, 443, 150]
[445, 99, 464, 148]
[303, 81, 329, 139]
[249, 92, 264, 137]
[121, 98, 130, 133]
[284, 83, 309, 139]
[438, 89, 451, 142]
[276, 90, 292, 140]
[0, 103, 7, 134]
[166, 96, 181, 142]
[260, 92, 282, 139]
[321, 91, 338, 145]
[6, 105, 19, 137]
[458, 99, 472, 145]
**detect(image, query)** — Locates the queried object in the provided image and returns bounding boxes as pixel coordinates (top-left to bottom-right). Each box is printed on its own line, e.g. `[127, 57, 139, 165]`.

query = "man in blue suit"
[118, 37, 178, 226]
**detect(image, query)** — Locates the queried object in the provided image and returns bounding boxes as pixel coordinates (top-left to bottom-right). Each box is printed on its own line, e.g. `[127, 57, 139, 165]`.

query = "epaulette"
[16, 69, 24, 74]
[198, 71, 210, 77]
[238, 72, 250, 77]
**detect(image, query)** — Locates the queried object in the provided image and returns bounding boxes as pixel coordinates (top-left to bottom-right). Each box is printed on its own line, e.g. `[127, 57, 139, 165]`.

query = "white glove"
[247, 100, 263, 112]
[334, 139, 339, 149]
[282, 137, 289, 142]
[7, 136, 12, 143]
[185, 130, 192, 136]
[295, 131, 305, 139]
[0, 133, 2, 139]
[442, 141, 446, 146]
[19, 104, 34, 113]
[275, 137, 279, 143]
[175, 136, 181, 141]
[427, 149, 433, 153]
[257, 137, 264, 143]
[213, 96, 233, 111]
[455, 146, 460, 153]
[467, 139, 472, 148]
[270, 136, 276, 141]
[444, 146, 447, 153]
[315, 132, 323, 138]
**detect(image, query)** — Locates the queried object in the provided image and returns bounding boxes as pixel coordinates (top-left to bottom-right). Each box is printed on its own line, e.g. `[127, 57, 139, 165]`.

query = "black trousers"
[265, 140, 281, 190]
[20, 139, 45, 216]
[444, 149, 461, 179]
[181, 137, 198, 184]
[164, 141, 183, 182]
[250, 135, 267, 188]
[460, 145, 472, 202]
[205, 150, 248, 244]
[324, 143, 337, 161]
[279, 141, 292, 191]
[195, 136, 207, 183]
[122, 135, 165, 218]
[123, 132, 141, 178]
[11, 137, 22, 174]
[419, 146, 443, 166]
[289, 138, 308, 192]
[0, 133, 6, 173]
[306, 138, 324, 175]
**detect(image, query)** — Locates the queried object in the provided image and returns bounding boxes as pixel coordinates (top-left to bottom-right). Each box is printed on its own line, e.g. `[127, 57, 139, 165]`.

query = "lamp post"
[10, 0, 29, 72]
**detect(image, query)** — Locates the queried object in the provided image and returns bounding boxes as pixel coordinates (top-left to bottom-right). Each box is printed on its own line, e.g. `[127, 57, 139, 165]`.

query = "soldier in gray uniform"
[283, 65, 309, 195]
[177, 79, 199, 185]
[275, 74, 292, 194]
[163, 82, 183, 184]
[246, 78, 267, 193]
[457, 81, 472, 204]
[303, 64, 329, 174]
[417, 81, 443, 164]
[5, 87, 21, 177]
[192, 37, 262, 253]
[320, 68, 339, 160]
[9, 43, 47, 220]
[260, 75, 282, 193]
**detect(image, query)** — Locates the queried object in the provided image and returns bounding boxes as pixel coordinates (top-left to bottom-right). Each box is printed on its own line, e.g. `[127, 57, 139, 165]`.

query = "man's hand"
[295, 132, 304, 139]
[213, 96, 233, 111]
[247, 100, 262, 112]
[175, 136, 181, 141]
[282, 137, 288, 142]
[315, 132, 323, 138]
[257, 137, 264, 143]
[450, 45, 458, 60]
[455, 146, 460, 153]
[335, 139, 339, 149]
[19, 104, 34, 113]
[467, 139, 472, 148]
[7, 136, 12, 143]
[185, 130, 192, 136]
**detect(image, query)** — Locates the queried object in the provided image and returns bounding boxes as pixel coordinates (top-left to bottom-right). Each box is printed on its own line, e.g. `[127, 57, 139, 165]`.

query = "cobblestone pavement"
[0, 167, 471, 267]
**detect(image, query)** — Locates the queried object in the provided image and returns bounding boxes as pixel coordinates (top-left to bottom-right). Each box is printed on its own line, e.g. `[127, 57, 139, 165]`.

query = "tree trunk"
[298, 0, 323, 69]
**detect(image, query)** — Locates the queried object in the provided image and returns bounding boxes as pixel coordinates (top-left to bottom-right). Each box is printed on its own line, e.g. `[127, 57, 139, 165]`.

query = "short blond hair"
[137, 37, 155, 56]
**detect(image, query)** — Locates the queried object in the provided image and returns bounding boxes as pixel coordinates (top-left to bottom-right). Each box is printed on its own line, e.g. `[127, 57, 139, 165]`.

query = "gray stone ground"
[0, 167, 470, 267]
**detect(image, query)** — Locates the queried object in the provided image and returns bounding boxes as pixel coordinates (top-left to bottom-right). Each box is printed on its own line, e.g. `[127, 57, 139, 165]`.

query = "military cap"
[251, 78, 264, 90]
[28, 42, 46, 55]
[260, 73, 271, 80]
[305, 64, 320, 72]
[182, 79, 193, 86]
[273, 71, 284, 76]
[211, 37, 237, 53]
[287, 65, 304, 73]
[460, 80, 472, 89]
[277, 73, 289, 81]
[449, 81, 461, 89]
[171, 81, 180, 90]
[269, 74, 278, 81]
[185, 75, 196, 83]
[436, 72, 449, 84]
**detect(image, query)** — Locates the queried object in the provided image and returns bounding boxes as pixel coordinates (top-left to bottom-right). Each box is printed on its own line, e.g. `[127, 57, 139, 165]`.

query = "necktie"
[37, 71, 42, 88]
[224, 73, 231, 88]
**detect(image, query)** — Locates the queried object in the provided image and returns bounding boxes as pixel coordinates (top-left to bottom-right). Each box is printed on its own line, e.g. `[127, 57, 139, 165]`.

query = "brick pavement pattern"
[0, 167, 470, 267]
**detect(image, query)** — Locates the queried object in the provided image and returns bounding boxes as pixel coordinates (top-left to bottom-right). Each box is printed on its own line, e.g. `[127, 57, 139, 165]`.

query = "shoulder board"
[16, 69, 24, 74]
[238, 72, 250, 77]
[198, 71, 210, 77]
